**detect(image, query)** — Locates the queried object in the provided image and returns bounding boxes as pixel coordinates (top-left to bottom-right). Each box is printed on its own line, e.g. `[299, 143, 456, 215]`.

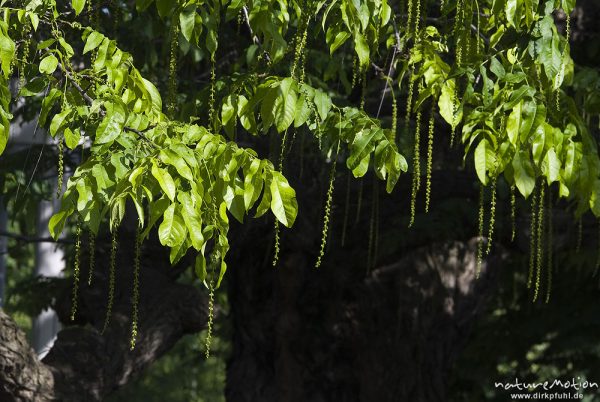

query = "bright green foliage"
[0, 0, 599, 333]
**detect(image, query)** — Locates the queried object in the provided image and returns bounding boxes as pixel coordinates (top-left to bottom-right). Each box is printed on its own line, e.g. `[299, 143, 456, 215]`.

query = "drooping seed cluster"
[70, 220, 82, 321]
[167, 20, 179, 119]
[316, 143, 339, 268]
[102, 230, 118, 334]
[476, 184, 485, 278]
[527, 187, 539, 289]
[56, 137, 64, 198]
[533, 184, 545, 302]
[130, 225, 142, 350]
[425, 107, 434, 213]
[485, 176, 497, 255]
[87, 230, 96, 285]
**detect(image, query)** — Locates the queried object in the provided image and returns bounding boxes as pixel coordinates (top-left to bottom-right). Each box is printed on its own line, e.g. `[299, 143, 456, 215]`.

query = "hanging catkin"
[102, 230, 118, 334]
[56, 136, 64, 198]
[533, 184, 545, 302]
[510, 184, 516, 242]
[167, 20, 179, 119]
[476, 184, 485, 279]
[70, 220, 82, 321]
[87, 230, 96, 285]
[316, 143, 340, 268]
[409, 83, 423, 227]
[425, 105, 434, 213]
[485, 175, 497, 255]
[130, 225, 142, 350]
[527, 187, 539, 289]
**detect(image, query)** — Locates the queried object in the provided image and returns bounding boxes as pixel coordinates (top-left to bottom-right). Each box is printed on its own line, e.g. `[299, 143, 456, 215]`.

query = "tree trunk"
[225, 170, 505, 402]
[0, 228, 208, 402]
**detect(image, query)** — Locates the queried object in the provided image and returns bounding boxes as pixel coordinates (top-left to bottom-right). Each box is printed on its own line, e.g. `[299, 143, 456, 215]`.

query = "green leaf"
[561, 0, 575, 14]
[244, 159, 263, 209]
[141, 197, 170, 239]
[158, 203, 187, 248]
[294, 94, 312, 128]
[72, 0, 85, 16]
[39, 88, 62, 126]
[95, 103, 126, 144]
[327, 29, 350, 55]
[438, 79, 460, 126]
[542, 147, 560, 185]
[39, 55, 58, 74]
[354, 31, 369, 69]
[64, 127, 81, 149]
[0, 25, 15, 78]
[506, 100, 522, 146]
[156, 0, 173, 17]
[194, 253, 207, 282]
[269, 171, 298, 227]
[180, 7, 197, 43]
[474, 139, 489, 185]
[160, 149, 193, 181]
[347, 128, 377, 170]
[151, 162, 176, 201]
[512, 150, 536, 198]
[49, 109, 71, 137]
[505, 0, 519, 28]
[0, 112, 8, 156]
[178, 192, 204, 250]
[274, 78, 297, 133]
[83, 31, 105, 54]
[48, 210, 70, 240]
[314, 89, 332, 121]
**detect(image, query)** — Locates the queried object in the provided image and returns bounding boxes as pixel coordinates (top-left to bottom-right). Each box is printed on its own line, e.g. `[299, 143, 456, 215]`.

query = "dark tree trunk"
[225, 168, 506, 402]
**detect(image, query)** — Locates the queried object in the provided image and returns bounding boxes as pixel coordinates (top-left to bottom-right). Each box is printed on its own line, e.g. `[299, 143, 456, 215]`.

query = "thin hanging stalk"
[130, 225, 142, 350]
[167, 19, 179, 119]
[70, 220, 82, 321]
[87, 230, 96, 286]
[102, 230, 118, 334]
[527, 187, 539, 289]
[476, 184, 485, 278]
[316, 141, 340, 268]
[533, 184, 545, 302]
[425, 104, 435, 213]
[510, 185, 516, 242]
[485, 175, 497, 255]
[409, 82, 423, 227]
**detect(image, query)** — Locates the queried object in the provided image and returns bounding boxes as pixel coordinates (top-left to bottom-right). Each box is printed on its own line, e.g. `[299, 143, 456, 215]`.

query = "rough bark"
[0, 229, 208, 402]
[0, 310, 54, 401]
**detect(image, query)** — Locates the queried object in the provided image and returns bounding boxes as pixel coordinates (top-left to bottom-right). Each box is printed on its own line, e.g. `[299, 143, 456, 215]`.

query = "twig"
[242, 6, 271, 62]
[0, 231, 74, 244]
